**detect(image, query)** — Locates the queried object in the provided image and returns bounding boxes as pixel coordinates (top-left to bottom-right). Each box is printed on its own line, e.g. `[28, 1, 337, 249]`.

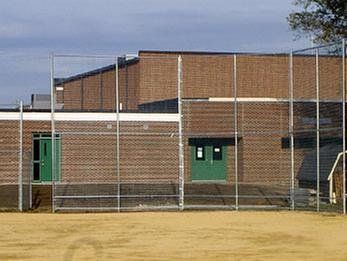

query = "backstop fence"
[0, 41, 345, 213]
[0, 102, 31, 211]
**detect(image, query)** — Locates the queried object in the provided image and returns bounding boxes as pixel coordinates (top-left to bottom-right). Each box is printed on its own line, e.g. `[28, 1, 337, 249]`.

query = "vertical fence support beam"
[178, 55, 184, 211]
[18, 100, 23, 212]
[50, 53, 56, 213]
[342, 39, 346, 215]
[233, 54, 239, 211]
[315, 48, 320, 212]
[115, 57, 121, 212]
[289, 52, 295, 210]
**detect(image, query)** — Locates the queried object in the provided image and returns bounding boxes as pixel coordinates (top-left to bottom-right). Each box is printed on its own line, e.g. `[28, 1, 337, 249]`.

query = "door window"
[213, 146, 222, 160]
[33, 139, 40, 181]
[196, 146, 205, 160]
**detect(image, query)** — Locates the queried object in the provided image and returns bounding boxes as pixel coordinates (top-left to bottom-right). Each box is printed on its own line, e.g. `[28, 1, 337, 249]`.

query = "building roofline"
[54, 49, 342, 86]
[138, 50, 289, 57]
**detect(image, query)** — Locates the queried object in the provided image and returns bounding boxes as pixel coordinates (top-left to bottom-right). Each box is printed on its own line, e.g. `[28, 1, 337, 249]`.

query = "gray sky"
[0, 0, 310, 104]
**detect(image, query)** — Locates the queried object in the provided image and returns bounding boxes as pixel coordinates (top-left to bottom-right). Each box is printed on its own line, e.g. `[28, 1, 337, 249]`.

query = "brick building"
[0, 50, 345, 210]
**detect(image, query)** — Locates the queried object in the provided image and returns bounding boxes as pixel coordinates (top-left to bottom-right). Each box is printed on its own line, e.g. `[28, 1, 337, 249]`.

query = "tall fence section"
[0, 102, 31, 211]
[291, 43, 345, 212]
[51, 55, 181, 211]
[0, 41, 345, 213]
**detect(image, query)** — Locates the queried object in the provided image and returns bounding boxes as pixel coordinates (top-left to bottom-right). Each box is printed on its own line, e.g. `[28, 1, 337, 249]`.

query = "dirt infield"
[0, 211, 347, 260]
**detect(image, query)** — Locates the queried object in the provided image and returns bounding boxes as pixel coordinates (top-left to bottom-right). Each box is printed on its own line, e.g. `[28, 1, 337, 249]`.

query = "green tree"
[287, 0, 347, 44]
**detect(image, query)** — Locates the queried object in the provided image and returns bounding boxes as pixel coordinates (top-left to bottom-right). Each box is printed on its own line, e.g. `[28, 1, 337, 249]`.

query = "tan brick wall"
[59, 120, 178, 183]
[101, 70, 116, 111]
[58, 52, 346, 110]
[59, 62, 139, 111]
[56, 89, 64, 104]
[183, 55, 234, 98]
[82, 74, 101, 110]
[236, 55, 289, 98]
[293, 55, 344, 100]
[0, 103, 342, 186]
[62, 80, 82, 110]
[0, 120, 177, 184]
[183, 101, 235, 136]
[0, 121, 20, 184]
[125, 62, 140, 110]
[0, 120, 51, 184]
[138, 52, 346, 103]
[138, 55, 178, 104]
[183, 101, 294, 184]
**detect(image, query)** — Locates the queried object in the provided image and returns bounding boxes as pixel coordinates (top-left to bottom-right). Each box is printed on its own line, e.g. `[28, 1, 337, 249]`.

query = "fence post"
[315, 48, 320, 212]
[29, 151, 32, 209]
[50, 53, 56, 213]
[18, 100, 23, 211]
[115, 57, 121, 212]
[178, 55, 184, 211]
[289, 51, 295, 210]
[233, 54, 239, 211]
[342, 39, 346, 215]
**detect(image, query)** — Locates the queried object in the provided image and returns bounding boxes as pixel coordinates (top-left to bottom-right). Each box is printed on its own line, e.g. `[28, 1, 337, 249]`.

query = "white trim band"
[208, 97, 343, 103]
[0, 112, 179, 122]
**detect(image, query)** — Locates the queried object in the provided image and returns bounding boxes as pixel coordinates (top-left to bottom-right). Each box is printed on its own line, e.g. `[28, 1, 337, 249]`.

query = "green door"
[191, 144, 227, 181]
[33, 136, 61, 182]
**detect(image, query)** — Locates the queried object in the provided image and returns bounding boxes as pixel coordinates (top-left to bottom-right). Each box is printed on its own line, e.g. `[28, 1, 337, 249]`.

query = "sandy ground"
[0, 211, 347, 260]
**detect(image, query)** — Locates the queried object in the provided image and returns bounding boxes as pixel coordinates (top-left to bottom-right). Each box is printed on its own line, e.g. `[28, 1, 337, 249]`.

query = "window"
[33, 138, 40, 181]
[213, 146, 222, 160]
[33, 163, 40, 181]
[44, 143, 47, 156]
[33, 140, 40, 161]
[196, 146, 205, 160]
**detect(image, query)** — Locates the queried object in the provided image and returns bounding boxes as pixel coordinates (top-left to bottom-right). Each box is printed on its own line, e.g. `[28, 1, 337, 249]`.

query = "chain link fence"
[0, 41, 345, 213]
[0, 102, 31, 211]
[51, 55, 181, 211]
[291, 42, 346, 213]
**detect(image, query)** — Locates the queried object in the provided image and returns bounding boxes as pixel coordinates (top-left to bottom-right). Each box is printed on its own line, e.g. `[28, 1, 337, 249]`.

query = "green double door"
[33, 135, 61, 182]
[191, 144, 227, 181]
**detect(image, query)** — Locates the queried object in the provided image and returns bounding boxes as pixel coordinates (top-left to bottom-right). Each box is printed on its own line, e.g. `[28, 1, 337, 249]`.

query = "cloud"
[0, 0, 309, 103]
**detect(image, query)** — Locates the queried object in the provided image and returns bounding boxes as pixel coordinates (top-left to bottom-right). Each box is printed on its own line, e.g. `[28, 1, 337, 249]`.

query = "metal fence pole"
[115, 57, 121, 212]
[315, 48, 320, 212]
[50, 53, 56, 213]
[233, 54, 239, 210]
[342, 39, 346, 214]
[289, 52, 295, 210]
[178, 55, 184, 211]
[29, 153, 32, 210]
[18, 100, 23, 211]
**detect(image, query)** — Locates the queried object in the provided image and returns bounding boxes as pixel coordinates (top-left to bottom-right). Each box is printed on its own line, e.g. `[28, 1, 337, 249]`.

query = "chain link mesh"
[0, 41, 345, 213]
[292, 43, 345, 213]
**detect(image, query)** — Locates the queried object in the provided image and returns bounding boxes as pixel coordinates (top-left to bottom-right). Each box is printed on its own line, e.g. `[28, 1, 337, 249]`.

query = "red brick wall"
[0, 121, 21, 184]
[62, 79, 82, 110]
[102, 70, 116, 111]
[59, 62, 139, 111]
[138, 55, 178, 104]
[138, 52, 346, 103]
[58, 52, 346, 110]
[0, 105, 341, 186]
[183, 101, 292, 184]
